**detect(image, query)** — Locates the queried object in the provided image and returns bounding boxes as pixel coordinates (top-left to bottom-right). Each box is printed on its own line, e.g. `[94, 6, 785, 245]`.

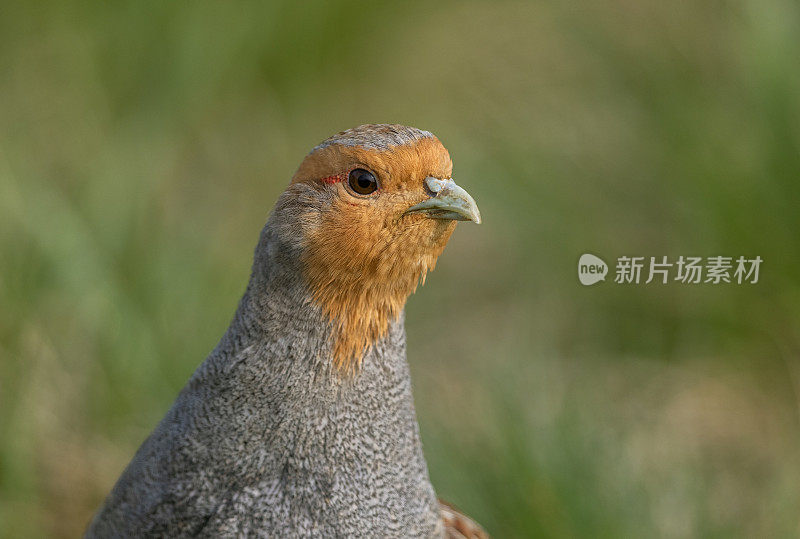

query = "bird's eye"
[347, 168, 378, 195]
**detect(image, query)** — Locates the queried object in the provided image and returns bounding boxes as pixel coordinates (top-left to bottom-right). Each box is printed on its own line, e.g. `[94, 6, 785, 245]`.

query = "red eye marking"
[320, 172, 347, 184]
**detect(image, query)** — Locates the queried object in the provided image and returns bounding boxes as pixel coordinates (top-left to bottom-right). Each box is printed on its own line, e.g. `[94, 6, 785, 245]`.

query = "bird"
[87, 124, 486, 538]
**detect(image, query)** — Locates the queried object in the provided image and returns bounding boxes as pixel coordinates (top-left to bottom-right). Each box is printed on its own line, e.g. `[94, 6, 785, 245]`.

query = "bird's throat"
[301, 211, 454, 372]
[303, 258, 426, 373]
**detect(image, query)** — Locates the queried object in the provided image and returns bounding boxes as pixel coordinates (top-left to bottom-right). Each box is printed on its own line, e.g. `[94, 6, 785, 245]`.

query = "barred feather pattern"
[86, 214, 443, 537]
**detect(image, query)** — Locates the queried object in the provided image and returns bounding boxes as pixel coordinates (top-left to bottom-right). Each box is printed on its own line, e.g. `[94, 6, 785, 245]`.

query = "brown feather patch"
[439, 499, 489, 539]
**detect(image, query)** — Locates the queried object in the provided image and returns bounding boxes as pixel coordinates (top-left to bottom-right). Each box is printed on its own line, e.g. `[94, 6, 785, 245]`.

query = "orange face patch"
[291, 136, 457, 372]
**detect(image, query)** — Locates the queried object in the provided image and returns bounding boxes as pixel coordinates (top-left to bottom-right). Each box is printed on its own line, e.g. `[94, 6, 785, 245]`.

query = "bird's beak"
[405, 177, 481, 224]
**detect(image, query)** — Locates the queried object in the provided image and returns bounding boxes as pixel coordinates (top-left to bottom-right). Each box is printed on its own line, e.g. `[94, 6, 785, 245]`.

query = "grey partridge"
[87, 124, 485, 537]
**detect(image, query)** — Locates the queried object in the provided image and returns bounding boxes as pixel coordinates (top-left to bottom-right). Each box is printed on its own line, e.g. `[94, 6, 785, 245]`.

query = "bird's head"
[270, 124, 480, 372]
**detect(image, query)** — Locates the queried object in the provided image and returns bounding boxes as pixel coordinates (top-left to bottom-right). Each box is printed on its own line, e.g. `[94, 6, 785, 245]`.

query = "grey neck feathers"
[86, 213, 443, 537]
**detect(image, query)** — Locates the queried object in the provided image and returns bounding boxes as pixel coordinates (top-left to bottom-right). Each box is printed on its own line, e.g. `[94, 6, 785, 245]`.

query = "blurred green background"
[2, 1, 800, 537]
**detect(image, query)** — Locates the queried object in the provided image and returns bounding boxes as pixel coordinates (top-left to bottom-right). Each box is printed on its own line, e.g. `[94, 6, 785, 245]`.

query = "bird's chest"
[203, 352, 442, 536]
